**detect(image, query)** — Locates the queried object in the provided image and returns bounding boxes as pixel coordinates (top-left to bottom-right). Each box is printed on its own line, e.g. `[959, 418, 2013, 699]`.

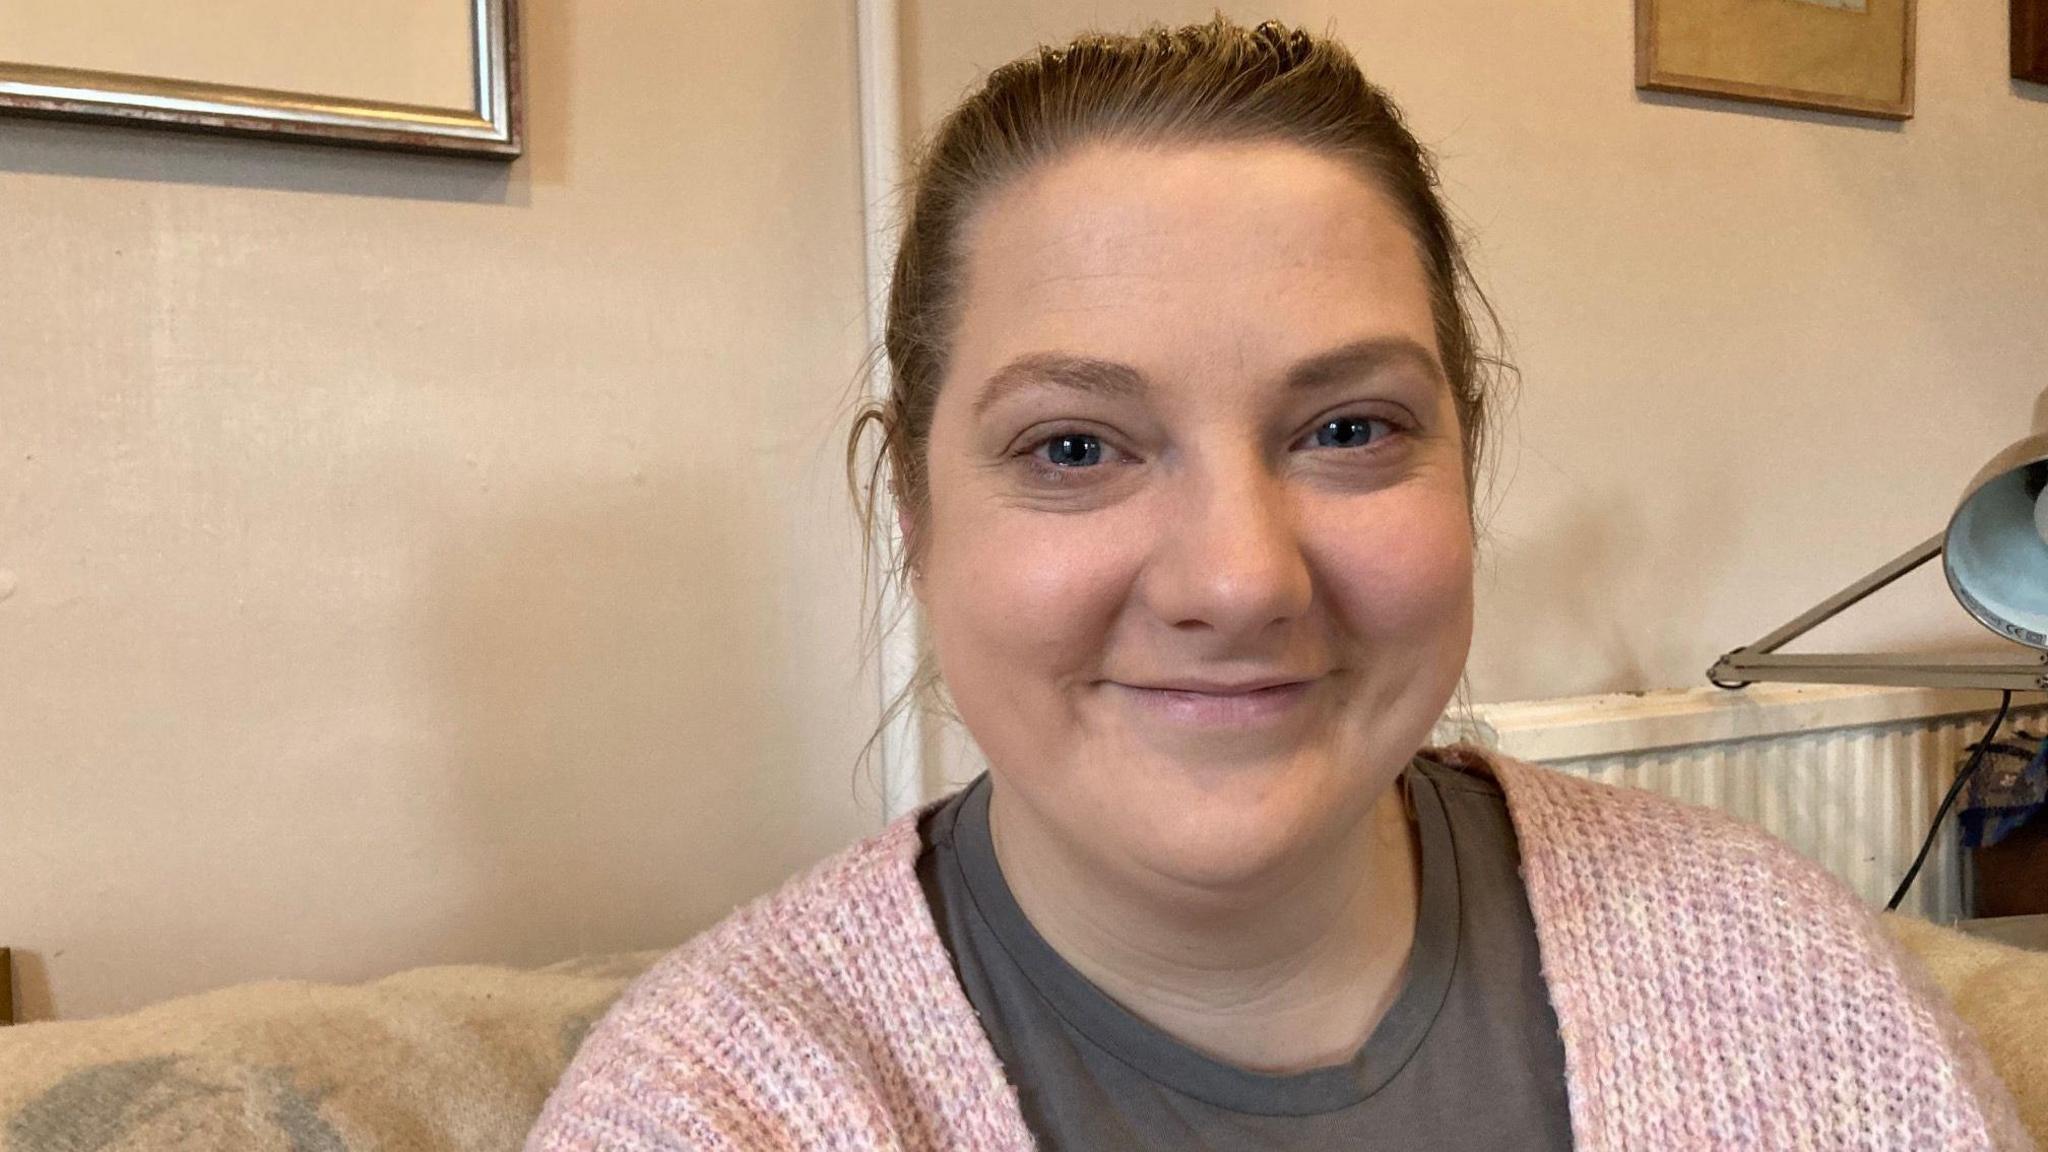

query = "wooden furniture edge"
[2020, 0, 2048, 83]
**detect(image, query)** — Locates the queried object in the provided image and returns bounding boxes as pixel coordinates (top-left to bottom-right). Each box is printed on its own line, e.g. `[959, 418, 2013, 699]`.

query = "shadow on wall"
[1478, 478, 1742, 699]
[415, 466, 819, 968]
[1634, 88, 1908, 134]
[0, 115, 526, 206]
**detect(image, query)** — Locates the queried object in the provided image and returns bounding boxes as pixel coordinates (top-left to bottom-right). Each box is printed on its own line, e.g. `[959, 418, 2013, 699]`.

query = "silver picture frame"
[0, 0, 520, 159]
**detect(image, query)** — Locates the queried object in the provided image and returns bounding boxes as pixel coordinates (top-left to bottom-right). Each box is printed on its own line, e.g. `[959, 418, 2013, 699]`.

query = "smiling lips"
[1110, 675, 1323, 727]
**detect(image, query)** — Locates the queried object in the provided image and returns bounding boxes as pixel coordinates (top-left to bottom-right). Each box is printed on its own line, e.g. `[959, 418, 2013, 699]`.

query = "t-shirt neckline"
[940, 761, 1462, 1117]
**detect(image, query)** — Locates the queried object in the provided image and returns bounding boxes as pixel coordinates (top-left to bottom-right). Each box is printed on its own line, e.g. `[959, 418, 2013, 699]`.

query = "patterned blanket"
[0, 920, 2041, 1150]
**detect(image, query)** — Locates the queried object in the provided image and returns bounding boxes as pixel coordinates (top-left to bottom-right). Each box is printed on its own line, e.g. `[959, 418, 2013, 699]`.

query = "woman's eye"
[1305, 416, 1395, 450]
[1035, 433, 1105, 468]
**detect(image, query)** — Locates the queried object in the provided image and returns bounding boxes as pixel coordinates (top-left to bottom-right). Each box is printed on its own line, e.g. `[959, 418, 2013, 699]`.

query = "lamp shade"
[1943, 429, 2048, 651]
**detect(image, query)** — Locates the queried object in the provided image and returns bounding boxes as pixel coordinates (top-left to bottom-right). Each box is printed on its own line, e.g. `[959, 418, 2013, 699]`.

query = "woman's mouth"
[1106, 676, 1321, 728]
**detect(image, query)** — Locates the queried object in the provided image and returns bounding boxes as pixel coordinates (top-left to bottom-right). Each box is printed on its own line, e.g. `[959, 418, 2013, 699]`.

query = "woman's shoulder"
[1430, 743, 2032, 1149]
[527, 809, 1032, 1152]
[643, 813, 933, 991]
[1428, 741, 1855, 894]
[582, 816, 919, 1027]
[1430, 740, 1924, 992]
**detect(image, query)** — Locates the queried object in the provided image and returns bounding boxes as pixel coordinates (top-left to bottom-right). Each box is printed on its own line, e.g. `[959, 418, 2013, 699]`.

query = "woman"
[529, 18, 2027, 1151]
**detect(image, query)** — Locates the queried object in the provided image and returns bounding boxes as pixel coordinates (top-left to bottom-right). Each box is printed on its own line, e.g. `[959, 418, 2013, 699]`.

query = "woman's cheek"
[1314, 490, 1474, 637]
[925, 496, 1143, 700]
[1402, 524, 1476, 648]
[962, 507, 1140, 661]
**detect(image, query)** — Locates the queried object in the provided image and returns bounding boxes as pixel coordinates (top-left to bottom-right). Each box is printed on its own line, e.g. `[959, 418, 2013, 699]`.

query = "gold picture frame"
[1636, 0, 1916, 121]
[0, 0, 520, 158]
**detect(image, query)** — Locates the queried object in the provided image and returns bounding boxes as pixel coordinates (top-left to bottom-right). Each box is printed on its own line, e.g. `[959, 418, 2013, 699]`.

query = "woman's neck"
[985, 779, 1422, 1075]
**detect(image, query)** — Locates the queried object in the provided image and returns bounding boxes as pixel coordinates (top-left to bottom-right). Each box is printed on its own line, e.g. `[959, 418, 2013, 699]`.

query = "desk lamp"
[1708, 398, 2048, 909]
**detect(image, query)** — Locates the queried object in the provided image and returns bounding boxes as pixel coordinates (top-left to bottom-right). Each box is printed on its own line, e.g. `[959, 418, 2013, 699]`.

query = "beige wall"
[911, 0, 2048, 703]
[4, 0, 2045, 1020]
[1, 2, 879, 1020]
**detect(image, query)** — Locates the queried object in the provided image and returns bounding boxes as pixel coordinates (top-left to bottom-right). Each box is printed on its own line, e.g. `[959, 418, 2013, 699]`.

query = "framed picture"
[0, 0, 520, 158]
[2019, 0, 2048, 83]
[1636, 0, 1917, 120]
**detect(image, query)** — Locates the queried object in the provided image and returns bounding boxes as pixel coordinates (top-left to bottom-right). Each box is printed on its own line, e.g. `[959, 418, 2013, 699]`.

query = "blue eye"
[1310, 417, 1391, 449]
[1039, 434, 1104, 467]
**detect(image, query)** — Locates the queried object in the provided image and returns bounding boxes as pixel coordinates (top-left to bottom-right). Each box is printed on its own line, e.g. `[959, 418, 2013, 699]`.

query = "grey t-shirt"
[915, 756, 1574, 1150]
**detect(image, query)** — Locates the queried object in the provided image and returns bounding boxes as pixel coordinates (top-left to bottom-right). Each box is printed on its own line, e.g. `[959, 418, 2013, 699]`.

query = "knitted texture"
[527, 749, 2033, 1151]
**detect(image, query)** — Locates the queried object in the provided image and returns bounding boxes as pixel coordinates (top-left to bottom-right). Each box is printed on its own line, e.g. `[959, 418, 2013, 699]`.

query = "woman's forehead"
[951, 141, 1438, 381]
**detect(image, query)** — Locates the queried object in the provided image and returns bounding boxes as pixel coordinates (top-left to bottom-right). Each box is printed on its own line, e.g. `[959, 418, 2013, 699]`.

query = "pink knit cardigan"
[527, 748, 2033, 1150]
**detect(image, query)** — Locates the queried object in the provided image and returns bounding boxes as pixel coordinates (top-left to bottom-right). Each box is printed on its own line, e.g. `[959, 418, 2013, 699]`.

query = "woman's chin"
[1108, 767, 1371, 893]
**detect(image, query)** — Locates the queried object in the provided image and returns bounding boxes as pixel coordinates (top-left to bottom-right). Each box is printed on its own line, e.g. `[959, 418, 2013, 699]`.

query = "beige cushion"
[1884, 913, 2048, 1142]
[0, 952, 659, 1152]
[0, 921, 2041, 1150]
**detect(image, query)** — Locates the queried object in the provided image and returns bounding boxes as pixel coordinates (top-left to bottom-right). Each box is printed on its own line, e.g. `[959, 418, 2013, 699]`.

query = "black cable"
[1886, 689, 2014, 912]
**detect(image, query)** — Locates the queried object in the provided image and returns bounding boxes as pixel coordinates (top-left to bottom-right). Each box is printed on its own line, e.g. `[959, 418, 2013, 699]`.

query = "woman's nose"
[1137, 453, 1313, 637]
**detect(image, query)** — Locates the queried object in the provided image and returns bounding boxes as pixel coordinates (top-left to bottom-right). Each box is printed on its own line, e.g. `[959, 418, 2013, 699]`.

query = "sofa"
[0, 917, 2042, 1151]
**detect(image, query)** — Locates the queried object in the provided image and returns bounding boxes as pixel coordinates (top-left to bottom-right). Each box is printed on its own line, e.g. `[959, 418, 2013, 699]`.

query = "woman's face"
[918, 141, 1474, 893]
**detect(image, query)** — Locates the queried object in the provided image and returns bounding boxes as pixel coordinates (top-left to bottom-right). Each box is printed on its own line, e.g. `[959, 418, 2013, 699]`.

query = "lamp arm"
[1745, 532, 1944, 655]
[1708, 532, 2048, 692]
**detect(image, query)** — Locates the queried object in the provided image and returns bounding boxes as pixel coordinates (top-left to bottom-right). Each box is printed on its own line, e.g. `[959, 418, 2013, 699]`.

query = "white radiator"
[1463, 685, 2048, 922]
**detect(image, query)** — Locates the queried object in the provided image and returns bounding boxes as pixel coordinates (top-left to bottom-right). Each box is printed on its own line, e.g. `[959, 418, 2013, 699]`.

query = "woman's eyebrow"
[971, 336, 1446, 419]
[972, 352, 1146, 419]
[1282, 337, 1447, 393]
